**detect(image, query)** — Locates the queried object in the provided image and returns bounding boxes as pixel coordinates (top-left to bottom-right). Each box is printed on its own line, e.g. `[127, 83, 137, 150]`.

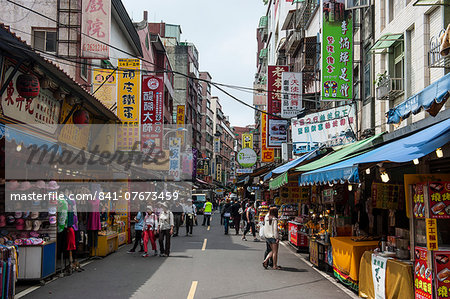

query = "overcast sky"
[123, 0, 267, 127]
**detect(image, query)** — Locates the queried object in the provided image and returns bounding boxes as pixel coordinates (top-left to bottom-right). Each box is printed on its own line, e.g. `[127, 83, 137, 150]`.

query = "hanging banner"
[281, 72, 302, 118]
[261, 111, 274, 162]
[141, 75, 164, 154]
[93, 68, 116, 109]
[216, 163, 222, 182]
[81, 0, 111, 59]
[267, 65, 288, 147]
[117, 59, 140, 151]
[434, 251, 450, 299]
[242, 133, 253, 149]
[169, 137, 181, 181]
[176, 105, 185, 140]
[322, 0, 353, 101]
[414, 246, 433, 299]
[372, 254, 389, 299]
[428, 182, 450, 219]
[291, 105, 356, 153]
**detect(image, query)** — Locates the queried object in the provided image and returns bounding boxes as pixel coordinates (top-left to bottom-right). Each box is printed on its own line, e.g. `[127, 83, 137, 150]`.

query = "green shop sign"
[322, 0, 353, 101]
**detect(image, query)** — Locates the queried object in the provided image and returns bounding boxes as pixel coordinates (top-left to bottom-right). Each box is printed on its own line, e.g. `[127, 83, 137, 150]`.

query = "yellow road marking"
[207, 226, 210, 231]
[187, 281, 198, 299]
[202, 238, 207, 251]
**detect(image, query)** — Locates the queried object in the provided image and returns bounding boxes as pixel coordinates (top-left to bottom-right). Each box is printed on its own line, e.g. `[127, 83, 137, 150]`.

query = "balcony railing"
[376, 76, 404, 100]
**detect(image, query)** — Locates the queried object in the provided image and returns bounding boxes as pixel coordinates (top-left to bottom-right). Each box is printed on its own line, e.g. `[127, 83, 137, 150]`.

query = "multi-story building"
[3, 0, 143, 90]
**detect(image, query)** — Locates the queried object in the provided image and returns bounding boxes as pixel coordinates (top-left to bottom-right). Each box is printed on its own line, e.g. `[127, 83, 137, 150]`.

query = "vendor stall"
[330, 236, 379, 291]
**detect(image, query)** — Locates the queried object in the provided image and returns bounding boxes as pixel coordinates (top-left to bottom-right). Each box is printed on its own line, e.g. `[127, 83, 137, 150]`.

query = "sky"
[122, 0, 267, 127]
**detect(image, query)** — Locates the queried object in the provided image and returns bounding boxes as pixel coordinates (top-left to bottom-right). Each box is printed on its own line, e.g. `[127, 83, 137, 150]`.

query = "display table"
[288, 221, 308, 248]
[359, 251, 414, 299]
[91, 233, 118, 257]
[18, 241, 56, 280]
[330, 237, 379, 291]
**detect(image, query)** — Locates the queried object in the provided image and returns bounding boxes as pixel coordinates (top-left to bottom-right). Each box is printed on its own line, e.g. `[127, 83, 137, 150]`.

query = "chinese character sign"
[261, 111, 274, 162]
[414, 247, 433, 299]
[291, 104, 356, 153]
[371, 254, 389, 299]
[93, 68, 116, 108]
[141, 75, 164, 154]
[214, 137, 221, 153]
[428, 182, 450, 219]
[242, 133, 253, 149]
[81, 0, 111, 58]
[322, 0, 353, 101]
[267, 65, 289, 148]
[117, 59, 140, 151]
[176, 105, 185, 141]
[426, 218, 439, 251]
[1, 66, 60, 134]
[281, 72, 302, 118]
[253, 83, 267, 106]
[169, 137, 181, 181]
[434, 251, 450, 299]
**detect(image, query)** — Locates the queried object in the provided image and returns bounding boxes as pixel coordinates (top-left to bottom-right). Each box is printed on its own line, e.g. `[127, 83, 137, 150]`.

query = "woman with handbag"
[142, 206, 158, 257]
[262, 207, 280, 270]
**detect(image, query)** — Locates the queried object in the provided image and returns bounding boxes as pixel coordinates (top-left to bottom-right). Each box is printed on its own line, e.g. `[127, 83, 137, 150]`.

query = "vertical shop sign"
[216, 163, 222, 182]
[176, 105, 185, 141]
[310, 240, 319, 267]
[93, 68, 116, 108]
[141, 75, 163, 154]
[261, 111, 274, 162]
[169, 137, 181, 181]
[414, 247, 433, 299]
[117, 59, 140, 151]
[242, 133, 253, 149]
[426, 218, 439, 251]
[214, 137, 221, 153]
[413, 183, 426, 219]
[428, 182, 450, 219]
[322, 0, 353, 101]
[434, 251, 450, 299]
[81, 0, 111, 58]
[372, 254, 389, 299]
[267, 65, 289, 147]
[281, 72, 302, 118]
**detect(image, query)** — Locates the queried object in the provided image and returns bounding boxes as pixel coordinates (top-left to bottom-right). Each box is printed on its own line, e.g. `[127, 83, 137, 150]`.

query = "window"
[392, 42, 404, 79]
[81, 59, 88, 81]
[363, 47, 372, 102]
[33, 30, 57, 53]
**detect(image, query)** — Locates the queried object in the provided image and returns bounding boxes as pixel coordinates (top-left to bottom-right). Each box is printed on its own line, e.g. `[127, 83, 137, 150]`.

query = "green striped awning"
[370, 33, 403, 53]
[258, 16, 268, 28]
[269, 172, 288, 190]
[259, 48, 268, 59]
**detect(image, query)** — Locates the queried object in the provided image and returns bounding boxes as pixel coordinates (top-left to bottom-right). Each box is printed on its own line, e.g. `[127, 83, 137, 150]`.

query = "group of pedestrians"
[128, 201, 197, 257]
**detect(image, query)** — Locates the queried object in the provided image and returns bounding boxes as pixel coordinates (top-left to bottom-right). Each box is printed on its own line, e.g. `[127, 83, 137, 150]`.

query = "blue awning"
[264, 149, 318, 181]
[3, 125, 61, 154]
[300, 118, 450, 185]
[387, 72, 450, 124]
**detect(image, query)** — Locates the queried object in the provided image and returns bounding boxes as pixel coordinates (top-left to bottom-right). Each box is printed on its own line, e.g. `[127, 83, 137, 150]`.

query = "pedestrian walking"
[242, 202, 259, 242]
[202, 199, 213, 226]
[127, 210, 145, 253]
[219, 199, 225, 225]
[231, 200, 241, 235]
[222, 200, 232, 235]
[172, 201, 184, 237]
[184, 200, 196, 236]
[262, 207, 280, 270]
[158, 206, 174, 257]
[142, 206, 158, 257]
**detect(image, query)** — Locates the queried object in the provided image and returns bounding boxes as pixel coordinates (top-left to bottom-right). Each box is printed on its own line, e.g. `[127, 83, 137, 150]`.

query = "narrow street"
[18, 213, 355, 299]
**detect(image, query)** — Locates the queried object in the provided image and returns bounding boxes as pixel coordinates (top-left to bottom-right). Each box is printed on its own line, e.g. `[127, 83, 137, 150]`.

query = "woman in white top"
[142, 206, 158, 257]
[263, 207, 281, 269]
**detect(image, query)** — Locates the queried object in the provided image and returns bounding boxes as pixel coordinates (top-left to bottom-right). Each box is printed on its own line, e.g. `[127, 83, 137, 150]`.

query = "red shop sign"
[141, 75, 164, 154]
[428, 181, 450, 219]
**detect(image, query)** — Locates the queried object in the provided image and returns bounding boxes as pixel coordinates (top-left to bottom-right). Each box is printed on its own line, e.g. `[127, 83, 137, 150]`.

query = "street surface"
[19, 214, 355, 299]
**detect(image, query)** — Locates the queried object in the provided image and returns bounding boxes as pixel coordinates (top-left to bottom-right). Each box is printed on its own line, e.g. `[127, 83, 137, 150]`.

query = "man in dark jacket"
[231, 201, 242, 235]
[221, 201, 232, 235]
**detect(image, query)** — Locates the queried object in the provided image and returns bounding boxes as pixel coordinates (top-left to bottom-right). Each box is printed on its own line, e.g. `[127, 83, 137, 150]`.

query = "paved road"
[20, 213, 355, 299]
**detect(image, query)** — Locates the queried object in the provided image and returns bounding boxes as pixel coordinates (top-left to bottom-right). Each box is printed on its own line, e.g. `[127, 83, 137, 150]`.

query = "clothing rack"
[0, 246, 17, 299]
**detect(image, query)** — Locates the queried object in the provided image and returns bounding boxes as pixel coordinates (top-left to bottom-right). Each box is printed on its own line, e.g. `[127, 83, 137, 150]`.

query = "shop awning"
[300, 118, 450, 185]
[269, 172, 288, 190]
[295, 133, 383, 172]
[3, 125, 61, 154]
[387, 72, 450, 124]
[370, 33, 403, 53]
[264, 149, 319, 181]
[236, 176, 250, 185]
